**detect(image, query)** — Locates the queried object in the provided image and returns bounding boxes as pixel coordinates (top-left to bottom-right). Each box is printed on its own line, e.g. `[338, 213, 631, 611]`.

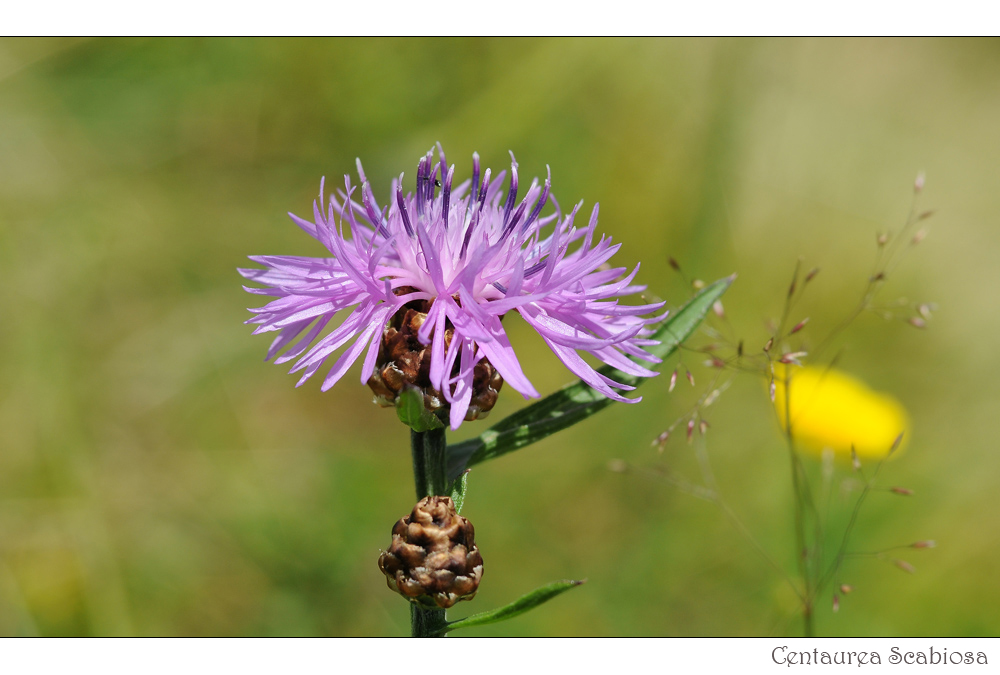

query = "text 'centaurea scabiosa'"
[241, 146, 665, 429]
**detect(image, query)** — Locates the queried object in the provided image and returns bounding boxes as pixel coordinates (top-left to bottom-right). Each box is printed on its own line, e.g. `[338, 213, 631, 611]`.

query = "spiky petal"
[241, 148, 666, 429]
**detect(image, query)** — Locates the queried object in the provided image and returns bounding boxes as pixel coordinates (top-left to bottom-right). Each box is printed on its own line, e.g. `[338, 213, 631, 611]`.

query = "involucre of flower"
[772, 363, 909, 460]
[378, 496, 483, 609]
[240, 146, 666, 429]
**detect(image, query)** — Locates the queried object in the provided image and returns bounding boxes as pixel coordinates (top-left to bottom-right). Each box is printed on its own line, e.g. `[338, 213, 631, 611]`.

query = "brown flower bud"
[378, 496, 484, 609]
[367, 291, 503, 422]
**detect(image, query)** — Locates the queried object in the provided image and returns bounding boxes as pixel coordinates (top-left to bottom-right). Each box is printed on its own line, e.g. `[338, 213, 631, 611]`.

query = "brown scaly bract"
[378, 496, 484, 609]
[367, 288, 503, 422]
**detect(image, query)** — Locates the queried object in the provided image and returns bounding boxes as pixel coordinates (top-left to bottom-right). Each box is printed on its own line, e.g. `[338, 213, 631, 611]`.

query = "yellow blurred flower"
[771, 363, 909, 460]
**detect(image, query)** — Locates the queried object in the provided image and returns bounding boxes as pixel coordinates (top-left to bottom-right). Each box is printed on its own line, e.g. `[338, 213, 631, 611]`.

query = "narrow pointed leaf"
[435, 579, 585, 635]
[449, 470, 470, 513]
[447, 275, 734, 479]
[396, 386, 445, 432]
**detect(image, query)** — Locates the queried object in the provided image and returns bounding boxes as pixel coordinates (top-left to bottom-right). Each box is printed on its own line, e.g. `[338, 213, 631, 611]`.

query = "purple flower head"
[240, 146, 666, 430]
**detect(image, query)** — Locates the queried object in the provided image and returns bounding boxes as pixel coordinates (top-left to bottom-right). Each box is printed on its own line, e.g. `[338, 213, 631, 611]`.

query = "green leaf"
[449, 470, 469, 513]
[436, 579, 585, 635]
[447, 275, 734, 479]
[396, 386, 445, 432]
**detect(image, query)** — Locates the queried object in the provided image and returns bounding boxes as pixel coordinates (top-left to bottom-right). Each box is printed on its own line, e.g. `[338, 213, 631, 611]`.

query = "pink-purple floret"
[240, 146, 667, 429]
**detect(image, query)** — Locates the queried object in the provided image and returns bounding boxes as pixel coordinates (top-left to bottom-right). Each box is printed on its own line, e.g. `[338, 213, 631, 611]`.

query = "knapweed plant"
[644, 175, 934, 636]
[240, 145, 731, 636]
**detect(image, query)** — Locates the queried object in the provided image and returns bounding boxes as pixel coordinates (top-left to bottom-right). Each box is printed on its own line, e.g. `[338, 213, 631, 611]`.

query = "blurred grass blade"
[447, 275, 734, 479]
[396, 386, 445, 432]
[435, 579, 585, 635]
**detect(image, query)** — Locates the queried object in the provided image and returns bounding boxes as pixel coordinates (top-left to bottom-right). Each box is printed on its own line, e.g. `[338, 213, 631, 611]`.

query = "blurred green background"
[1, 37, 998, 636]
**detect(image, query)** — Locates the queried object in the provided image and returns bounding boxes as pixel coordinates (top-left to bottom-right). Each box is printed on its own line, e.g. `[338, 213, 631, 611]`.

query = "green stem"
[788, 445, 813, 637]
[409, 427, 448, 637]
[411, 601, 448, 638]
[411, 429, 429, 501]
[412, 427, 448, 498]
[783, 372, 814, 638]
